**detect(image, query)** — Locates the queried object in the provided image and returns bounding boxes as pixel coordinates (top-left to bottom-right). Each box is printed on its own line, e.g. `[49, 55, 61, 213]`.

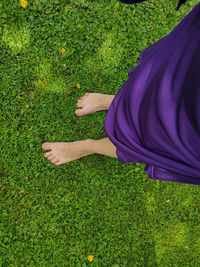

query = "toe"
[48, 155, 56, 161]
[75, 109, 83, 116]
[51, 158, 59, 164]
[54, 161, 63, 166]
[44, 152, 52, 158]
[76, 101, 82, 108]
[42, 142, 52, 150]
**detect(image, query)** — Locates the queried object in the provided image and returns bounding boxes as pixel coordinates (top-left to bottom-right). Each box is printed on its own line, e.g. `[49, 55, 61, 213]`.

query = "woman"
[42, 0, 200, 186]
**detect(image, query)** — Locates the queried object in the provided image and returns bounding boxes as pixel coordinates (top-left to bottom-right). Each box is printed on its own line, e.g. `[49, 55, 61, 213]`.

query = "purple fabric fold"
[104, 2, 200, 185]
[175, 0, 188, 11]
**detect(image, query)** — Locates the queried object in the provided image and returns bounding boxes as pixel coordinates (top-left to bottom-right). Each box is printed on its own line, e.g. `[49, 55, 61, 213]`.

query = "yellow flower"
[87, 255, 94, 262]
[61, 48, 66, 54]
[21, 0, 28, 8]
[77, 84, 80, 89]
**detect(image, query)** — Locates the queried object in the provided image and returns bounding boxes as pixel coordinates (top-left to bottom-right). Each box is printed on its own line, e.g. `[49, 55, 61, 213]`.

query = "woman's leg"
[75, 92, 115, 116]
[88, 137, 118, 158]
[42, 137, 118, 166]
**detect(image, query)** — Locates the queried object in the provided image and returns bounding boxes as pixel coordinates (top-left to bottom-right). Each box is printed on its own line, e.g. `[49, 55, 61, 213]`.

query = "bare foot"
[75, 92, 115, 116]
[42, 139, 93, 166]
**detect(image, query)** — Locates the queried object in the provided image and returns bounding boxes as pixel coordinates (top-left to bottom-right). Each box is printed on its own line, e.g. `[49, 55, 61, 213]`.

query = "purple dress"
[104, 2, 200, 186]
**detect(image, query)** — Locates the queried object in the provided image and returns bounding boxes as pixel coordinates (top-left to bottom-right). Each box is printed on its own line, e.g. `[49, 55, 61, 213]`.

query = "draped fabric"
[175, 0, 189, 11]
[118, 0, 189, 11]
[104, 2, 200, 185]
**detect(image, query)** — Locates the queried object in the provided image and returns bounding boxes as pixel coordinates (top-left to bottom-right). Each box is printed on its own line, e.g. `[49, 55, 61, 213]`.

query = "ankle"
[82, 139, 95, 156]
[84, 138, 118, 158]
[105, 95, 115, 109]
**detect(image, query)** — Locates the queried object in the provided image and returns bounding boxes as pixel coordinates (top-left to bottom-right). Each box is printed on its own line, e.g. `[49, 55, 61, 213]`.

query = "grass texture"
[1, 0, 200, 266]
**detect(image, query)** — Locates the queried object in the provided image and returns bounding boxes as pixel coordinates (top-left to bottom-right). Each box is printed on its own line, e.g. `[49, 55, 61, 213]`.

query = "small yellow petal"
[87, 255, 94, 262]
[77, 84, 80, 88]
[61, 48, 66, 54]
[21, 0, 28, 8]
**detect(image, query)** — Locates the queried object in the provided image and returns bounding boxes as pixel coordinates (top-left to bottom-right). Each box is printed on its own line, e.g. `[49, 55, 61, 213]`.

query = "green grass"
[1, 0, 200, 266]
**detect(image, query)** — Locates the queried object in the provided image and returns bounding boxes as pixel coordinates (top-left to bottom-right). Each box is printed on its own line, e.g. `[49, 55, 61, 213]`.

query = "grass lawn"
[1, 0, 200, 265]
